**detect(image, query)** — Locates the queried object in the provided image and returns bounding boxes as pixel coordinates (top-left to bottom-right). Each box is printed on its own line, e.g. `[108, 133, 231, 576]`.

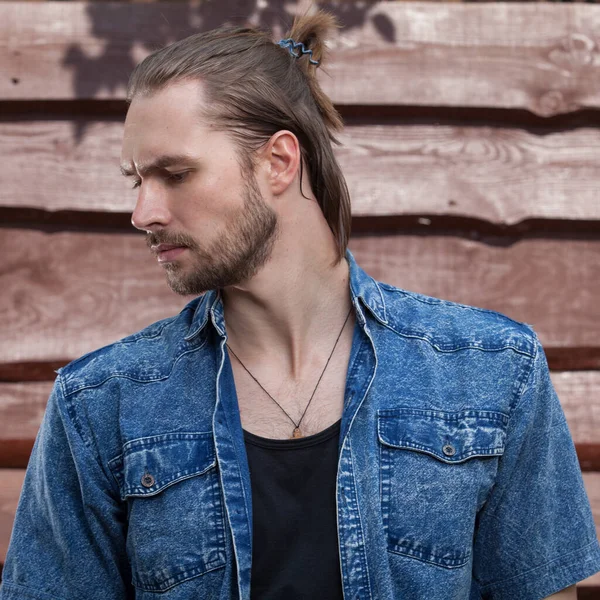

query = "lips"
[153, 244, 185, 253]
[151, 244, 188, 263]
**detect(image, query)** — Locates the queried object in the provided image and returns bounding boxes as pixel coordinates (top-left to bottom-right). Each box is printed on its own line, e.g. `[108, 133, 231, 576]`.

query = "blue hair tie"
[277, 38, 320, 66]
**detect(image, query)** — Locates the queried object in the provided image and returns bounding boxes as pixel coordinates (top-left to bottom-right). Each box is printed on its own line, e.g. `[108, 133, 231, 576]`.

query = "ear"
[263, 130, 301, 196]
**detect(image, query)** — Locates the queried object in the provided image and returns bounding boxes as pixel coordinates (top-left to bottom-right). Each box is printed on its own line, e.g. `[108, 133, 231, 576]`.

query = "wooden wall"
[1, 0, 599, 594]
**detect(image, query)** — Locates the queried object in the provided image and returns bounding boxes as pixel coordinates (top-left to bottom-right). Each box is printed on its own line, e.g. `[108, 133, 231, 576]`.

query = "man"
[1, 11, 599, 600]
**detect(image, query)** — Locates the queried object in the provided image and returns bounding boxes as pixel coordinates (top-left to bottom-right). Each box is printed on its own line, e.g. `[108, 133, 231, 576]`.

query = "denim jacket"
[2, 249, 599, 600]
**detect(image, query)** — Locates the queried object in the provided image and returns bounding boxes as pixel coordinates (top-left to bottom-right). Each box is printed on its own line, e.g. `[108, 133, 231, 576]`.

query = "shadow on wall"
[60, 0, 396, 141]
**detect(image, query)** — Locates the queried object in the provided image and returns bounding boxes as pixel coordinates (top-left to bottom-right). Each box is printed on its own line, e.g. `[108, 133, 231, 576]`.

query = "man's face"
[121, 79, 279, 296]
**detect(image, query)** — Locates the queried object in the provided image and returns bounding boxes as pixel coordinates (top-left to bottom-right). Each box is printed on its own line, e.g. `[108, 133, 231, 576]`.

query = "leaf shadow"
[61, 0, 396, 142]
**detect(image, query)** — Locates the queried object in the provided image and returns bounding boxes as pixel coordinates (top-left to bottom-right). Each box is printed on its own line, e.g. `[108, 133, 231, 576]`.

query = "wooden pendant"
[292, 427, 302, 439]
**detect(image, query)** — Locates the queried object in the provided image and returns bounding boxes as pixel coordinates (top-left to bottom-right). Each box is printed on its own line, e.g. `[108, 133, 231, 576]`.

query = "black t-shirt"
[243, 419, 344, 600]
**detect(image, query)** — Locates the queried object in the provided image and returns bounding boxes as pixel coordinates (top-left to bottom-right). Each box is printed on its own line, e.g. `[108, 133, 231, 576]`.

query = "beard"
[147, 169, 279, 296]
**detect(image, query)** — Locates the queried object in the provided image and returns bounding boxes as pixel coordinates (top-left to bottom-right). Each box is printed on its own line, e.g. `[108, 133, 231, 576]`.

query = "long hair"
[126, 9, 351, 264]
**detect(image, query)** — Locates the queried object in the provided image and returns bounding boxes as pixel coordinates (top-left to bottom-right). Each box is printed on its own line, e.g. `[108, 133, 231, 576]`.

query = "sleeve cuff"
[479, 538, 600, 600]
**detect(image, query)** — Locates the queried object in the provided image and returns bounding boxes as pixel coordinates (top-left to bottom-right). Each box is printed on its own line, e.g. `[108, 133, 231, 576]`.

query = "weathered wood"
[349, 234, 600, 349]
[2, 2, 600, 116]
[3, 120, 600, 226]
[579, 583, 600, 597]
[1, 229, 599, 363]
[0, 470, 24, 565]
[0, 382, 48, 468]
[0, 469, 598, 586]
[558, 371, 600, 446]
[0, 362, 64, 383]
[580, 474, 600, 587]
[0, 229, 189, 363]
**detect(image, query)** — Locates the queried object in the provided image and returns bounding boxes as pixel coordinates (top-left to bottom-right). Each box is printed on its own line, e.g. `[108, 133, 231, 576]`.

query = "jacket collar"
[184, 248, 387, 341]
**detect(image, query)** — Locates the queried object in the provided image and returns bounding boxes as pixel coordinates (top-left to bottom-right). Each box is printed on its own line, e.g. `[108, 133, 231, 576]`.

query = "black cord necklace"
[226, 306, 353, 439]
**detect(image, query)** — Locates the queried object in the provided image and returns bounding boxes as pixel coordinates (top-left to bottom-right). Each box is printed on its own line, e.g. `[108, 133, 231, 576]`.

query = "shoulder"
[375, 280, 537, 357]
[57, 295, 205, 396]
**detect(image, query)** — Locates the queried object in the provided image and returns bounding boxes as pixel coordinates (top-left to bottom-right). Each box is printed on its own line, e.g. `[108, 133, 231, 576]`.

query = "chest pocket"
[377, 408, 508, 569]
[108, 432, 227, 592]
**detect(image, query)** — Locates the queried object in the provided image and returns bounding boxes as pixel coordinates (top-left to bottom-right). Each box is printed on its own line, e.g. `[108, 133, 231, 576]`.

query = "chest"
[229, 329, 355, 440]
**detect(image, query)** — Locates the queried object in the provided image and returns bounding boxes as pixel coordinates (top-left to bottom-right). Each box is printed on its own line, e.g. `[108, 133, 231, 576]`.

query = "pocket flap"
[109, 432, 216, 500]
[377, 408, 508, 463]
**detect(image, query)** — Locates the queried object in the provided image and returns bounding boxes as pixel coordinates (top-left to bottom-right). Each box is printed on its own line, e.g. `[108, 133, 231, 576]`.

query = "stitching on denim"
[372, 278, 388, 323]
[377, 319, 535, 356]
[337, 445, 350, 595]
[376, 283, 536, 356]
[121, 431, 213, 453]
[499, 334, 537, 443]
[57, 374, 123, 499]
[124, 463, 216, 498]
[108, 432, 215, 497]
[377, 428, 506, 461]
[378, 408, 510, 423]
[387, 543, 470, 569]
[378, 282, 534, 328]
[344, 436, 374, 600]
[133, 556, 226, 592]
[63, 338, 208, 395]
[213, 336, 249, 600]
[335, 321, 377, 598]
[379, 443, 504, 463]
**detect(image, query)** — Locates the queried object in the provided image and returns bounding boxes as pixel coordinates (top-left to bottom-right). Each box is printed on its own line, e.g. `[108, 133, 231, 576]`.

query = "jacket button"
[442, 444, 456, 457]
[141, 473, 155, 487]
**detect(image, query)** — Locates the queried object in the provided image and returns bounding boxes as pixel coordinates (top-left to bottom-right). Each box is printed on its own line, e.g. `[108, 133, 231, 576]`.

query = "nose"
[131, 182, 171, 231]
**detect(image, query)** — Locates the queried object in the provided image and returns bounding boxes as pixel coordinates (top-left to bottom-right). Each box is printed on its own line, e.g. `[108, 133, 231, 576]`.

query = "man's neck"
[220, 247, 353, 381]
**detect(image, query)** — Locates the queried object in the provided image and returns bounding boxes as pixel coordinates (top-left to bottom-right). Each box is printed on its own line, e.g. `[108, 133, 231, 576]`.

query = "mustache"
[146, 232, 196, 250]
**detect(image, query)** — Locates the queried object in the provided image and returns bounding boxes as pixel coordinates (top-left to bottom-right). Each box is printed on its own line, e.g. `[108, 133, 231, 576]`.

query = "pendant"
[292, 427, 302, 439]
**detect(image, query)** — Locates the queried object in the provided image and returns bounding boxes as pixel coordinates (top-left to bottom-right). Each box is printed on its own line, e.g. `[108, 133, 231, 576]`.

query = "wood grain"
[1, 229, 598, 363]
[3, 119, 600, 226]
[3, 2, 600, 116]
[348, 234, 600, 349]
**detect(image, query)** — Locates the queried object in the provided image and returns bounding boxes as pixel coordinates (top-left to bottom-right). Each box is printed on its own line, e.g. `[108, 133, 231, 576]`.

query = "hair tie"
[277, 38, 320, 66]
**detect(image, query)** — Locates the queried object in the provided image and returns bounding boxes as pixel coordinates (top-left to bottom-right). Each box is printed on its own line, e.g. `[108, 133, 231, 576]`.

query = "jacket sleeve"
[0, 374, 133, 600]
[472, 331, 600, 599]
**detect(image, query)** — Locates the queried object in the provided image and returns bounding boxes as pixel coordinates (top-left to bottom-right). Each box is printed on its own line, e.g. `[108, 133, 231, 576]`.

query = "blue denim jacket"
[2, 249, 600, 600]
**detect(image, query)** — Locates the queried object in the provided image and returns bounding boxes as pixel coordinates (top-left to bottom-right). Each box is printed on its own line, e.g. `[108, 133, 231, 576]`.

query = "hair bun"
[283, 8, 343, 133]
[285, 9, 340, 70]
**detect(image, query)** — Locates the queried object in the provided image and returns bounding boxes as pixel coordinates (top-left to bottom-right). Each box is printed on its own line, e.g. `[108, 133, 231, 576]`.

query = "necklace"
[226, 306, 353, 439]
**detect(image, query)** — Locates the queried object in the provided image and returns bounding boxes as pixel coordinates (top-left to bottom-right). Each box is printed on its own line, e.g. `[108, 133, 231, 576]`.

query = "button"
[141, 473, 155, 487]
[442, 444, 456, 457]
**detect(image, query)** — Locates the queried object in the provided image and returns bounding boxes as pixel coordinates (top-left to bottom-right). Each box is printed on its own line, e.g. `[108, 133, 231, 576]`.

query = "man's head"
[121, 10, 351, 295]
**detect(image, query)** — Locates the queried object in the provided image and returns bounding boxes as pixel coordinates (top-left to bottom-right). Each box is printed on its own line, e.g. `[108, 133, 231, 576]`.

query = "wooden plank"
[0, 229, 189, 364]
[580, 474, 600, 588]
[1, 229, 599, 363]
[558, 372, 600, 446]
[0, 470, 598, 583]
[1, 372, 599, 468]
[578, 584, 600, 597]
[0, 382, 49, 468]
[0, 470, 24, 565]
[2, 2, 600, 116]
[348, 234, 600, 350]
[2, 120, 600, 225]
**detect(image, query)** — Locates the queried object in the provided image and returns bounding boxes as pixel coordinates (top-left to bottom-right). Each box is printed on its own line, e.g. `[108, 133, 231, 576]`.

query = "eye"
[166, 172, 188, 185]
[130, 172, 187, 189]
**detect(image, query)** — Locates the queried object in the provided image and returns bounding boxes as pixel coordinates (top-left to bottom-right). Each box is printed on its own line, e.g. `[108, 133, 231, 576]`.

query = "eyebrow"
[120, 153, 199, 178]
